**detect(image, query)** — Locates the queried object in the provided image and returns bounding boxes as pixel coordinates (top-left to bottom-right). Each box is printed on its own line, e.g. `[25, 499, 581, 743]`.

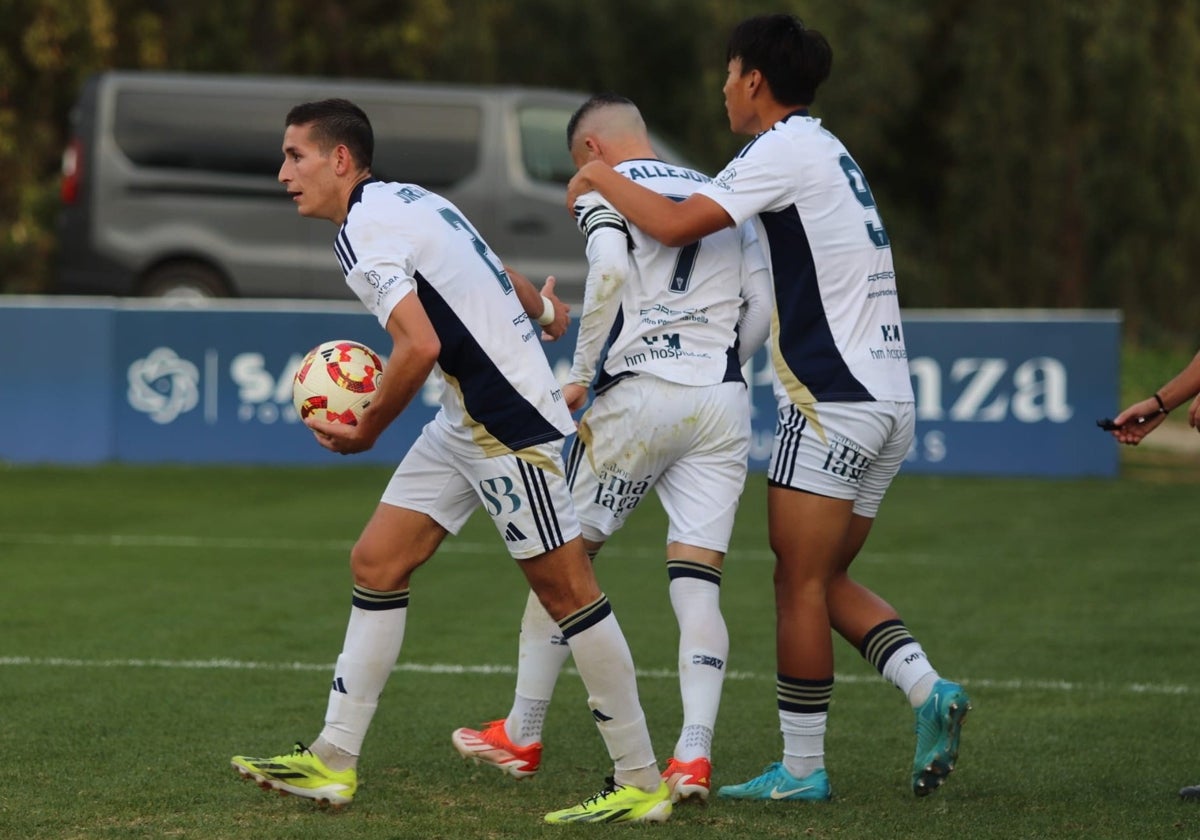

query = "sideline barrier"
[1, 298, 1119, 476]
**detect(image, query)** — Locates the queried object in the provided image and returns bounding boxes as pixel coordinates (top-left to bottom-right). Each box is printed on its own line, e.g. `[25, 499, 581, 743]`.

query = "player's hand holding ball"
[293, 339, 385, 454]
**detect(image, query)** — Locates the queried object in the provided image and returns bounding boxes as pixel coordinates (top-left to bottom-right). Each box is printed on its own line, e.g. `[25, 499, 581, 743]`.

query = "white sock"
[560, 595, 659, 792]
[675, 724, 713, 763]
[780, 710, 826, 778]
[506, 590, 571, 746]
[881, 641, 938, 707]
[310, 737, 356, 772]
[906, 671, 940, 708]
[316, 591, 408, 764]
[667, 570, 727, 761]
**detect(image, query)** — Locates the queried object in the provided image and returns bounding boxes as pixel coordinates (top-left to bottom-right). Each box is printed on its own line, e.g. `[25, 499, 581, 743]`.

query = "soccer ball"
[292, 339, 385, 425]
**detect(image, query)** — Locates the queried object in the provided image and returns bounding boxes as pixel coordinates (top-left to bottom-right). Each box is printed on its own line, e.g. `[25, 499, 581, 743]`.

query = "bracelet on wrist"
[1153, 392, 1169, 414]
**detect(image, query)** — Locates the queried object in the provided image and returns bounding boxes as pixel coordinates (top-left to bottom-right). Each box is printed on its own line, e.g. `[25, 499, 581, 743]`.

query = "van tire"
[140, 261, 230, 299]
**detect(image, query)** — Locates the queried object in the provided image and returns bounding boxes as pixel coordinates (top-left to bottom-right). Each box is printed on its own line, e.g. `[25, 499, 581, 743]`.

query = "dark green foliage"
[4, 0, 1200, 342]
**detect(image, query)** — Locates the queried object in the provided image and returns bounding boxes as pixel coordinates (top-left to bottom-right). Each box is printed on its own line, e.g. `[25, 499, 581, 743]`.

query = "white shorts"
[768, 400, 915, 518]
[381, 418, 581, 560]
[566, 377, 750, 552]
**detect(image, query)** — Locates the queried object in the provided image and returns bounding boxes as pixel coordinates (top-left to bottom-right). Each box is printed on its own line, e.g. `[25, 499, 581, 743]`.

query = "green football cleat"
[912, 679, 971, 796]
[231, 742, 357, 807]
[544, 777, 672, 824]
[716, 762, 831, 801]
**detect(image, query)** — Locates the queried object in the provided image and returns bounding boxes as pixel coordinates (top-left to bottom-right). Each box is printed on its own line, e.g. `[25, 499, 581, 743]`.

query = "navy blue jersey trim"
[760, 205, 872, 401]
[734, 109, 809, 161]
[593, 369, 636, 397]
[723, 344, 745, 385]
[335, 179, 379, 275]
[415, 273, 563, 450]
[734, 137, 759, 160]
[346, 177, 377, 213]
[592, 307, 626, 393]
[578, 204, 632, 253]
[334, 227, 356, 276]
[588, 220, 631, 236]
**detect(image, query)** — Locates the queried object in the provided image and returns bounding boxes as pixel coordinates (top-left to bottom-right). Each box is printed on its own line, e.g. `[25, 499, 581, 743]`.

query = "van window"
[517, 105, 575, 185]
[113, 90, 482, 189]
[365, 102, 481, 188]
[114, 90, 282, 176]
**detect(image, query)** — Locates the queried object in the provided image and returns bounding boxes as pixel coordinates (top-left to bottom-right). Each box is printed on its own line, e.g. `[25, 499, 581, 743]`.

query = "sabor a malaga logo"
[711, 165, 737, 192]
[127, 347, 199, 424]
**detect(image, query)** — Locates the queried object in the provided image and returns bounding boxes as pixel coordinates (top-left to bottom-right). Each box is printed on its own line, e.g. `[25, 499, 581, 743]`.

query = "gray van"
[56, 71, 685, 304]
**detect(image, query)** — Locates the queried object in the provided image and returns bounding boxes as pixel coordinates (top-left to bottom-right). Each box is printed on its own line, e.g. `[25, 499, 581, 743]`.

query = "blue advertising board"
[898, 311, 1120, 476]
[111, 303, 394, 464]
[0, 298, 117, 463]
[2, 298, 1120, 476]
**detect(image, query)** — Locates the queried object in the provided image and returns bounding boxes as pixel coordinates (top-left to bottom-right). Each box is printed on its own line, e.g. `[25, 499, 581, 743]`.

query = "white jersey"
[570, 159, 771, 393]
[697, 111, 914, 408]
[334, 179, 575, 454]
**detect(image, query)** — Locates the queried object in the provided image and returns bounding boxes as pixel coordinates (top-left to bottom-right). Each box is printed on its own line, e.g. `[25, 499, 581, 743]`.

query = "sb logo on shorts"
[479, 476, 523, 515]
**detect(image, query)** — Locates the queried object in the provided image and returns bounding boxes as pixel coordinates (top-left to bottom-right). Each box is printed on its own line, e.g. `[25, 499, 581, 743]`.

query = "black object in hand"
[1098, 413, 1158, 430]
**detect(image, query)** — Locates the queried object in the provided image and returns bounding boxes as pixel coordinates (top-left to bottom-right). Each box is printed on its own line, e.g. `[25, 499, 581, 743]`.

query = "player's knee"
[521, 543, 603, 620]
[773, 567, 828, 604]
[349, 539, 426, 591]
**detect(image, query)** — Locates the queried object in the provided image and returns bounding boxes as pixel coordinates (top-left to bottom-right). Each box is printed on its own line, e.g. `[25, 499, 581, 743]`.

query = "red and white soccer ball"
[292, 339, 384, 425]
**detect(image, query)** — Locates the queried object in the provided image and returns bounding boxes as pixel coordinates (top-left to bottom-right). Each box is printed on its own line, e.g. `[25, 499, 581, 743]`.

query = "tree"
[3, 0, 1200, 344]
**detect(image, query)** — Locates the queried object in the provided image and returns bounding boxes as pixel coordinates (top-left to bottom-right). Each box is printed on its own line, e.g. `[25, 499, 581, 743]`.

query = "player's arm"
[1158, 348, 1200, 428]
[1111, 347, 1200, 444]
[736, 223, 773, 365]
[306, 291, 440, 454]
[566, 201, 630, 412]
[566, 161, 734, 248]
[506, 264, 570, 340]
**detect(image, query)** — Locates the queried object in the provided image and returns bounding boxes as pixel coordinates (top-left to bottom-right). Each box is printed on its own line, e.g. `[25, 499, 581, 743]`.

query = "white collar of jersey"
[347, 177, 379, 213]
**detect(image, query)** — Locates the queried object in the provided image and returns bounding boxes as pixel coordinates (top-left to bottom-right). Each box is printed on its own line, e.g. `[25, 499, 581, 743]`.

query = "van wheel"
[140, 262, 230, 299]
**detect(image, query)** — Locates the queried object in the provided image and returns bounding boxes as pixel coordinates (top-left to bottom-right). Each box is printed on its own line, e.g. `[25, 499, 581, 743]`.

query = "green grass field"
[1, 448, 1199, 839]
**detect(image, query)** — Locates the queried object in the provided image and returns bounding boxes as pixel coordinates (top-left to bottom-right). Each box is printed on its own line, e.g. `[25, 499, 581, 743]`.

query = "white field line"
[0, 655, 1191, 696]
[3, 533, 1183, 694]
[0, 532, 946, 565]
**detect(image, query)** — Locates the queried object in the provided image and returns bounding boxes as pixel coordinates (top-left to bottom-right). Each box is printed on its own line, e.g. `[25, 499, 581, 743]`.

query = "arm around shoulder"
[567, 161, 734, 247]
